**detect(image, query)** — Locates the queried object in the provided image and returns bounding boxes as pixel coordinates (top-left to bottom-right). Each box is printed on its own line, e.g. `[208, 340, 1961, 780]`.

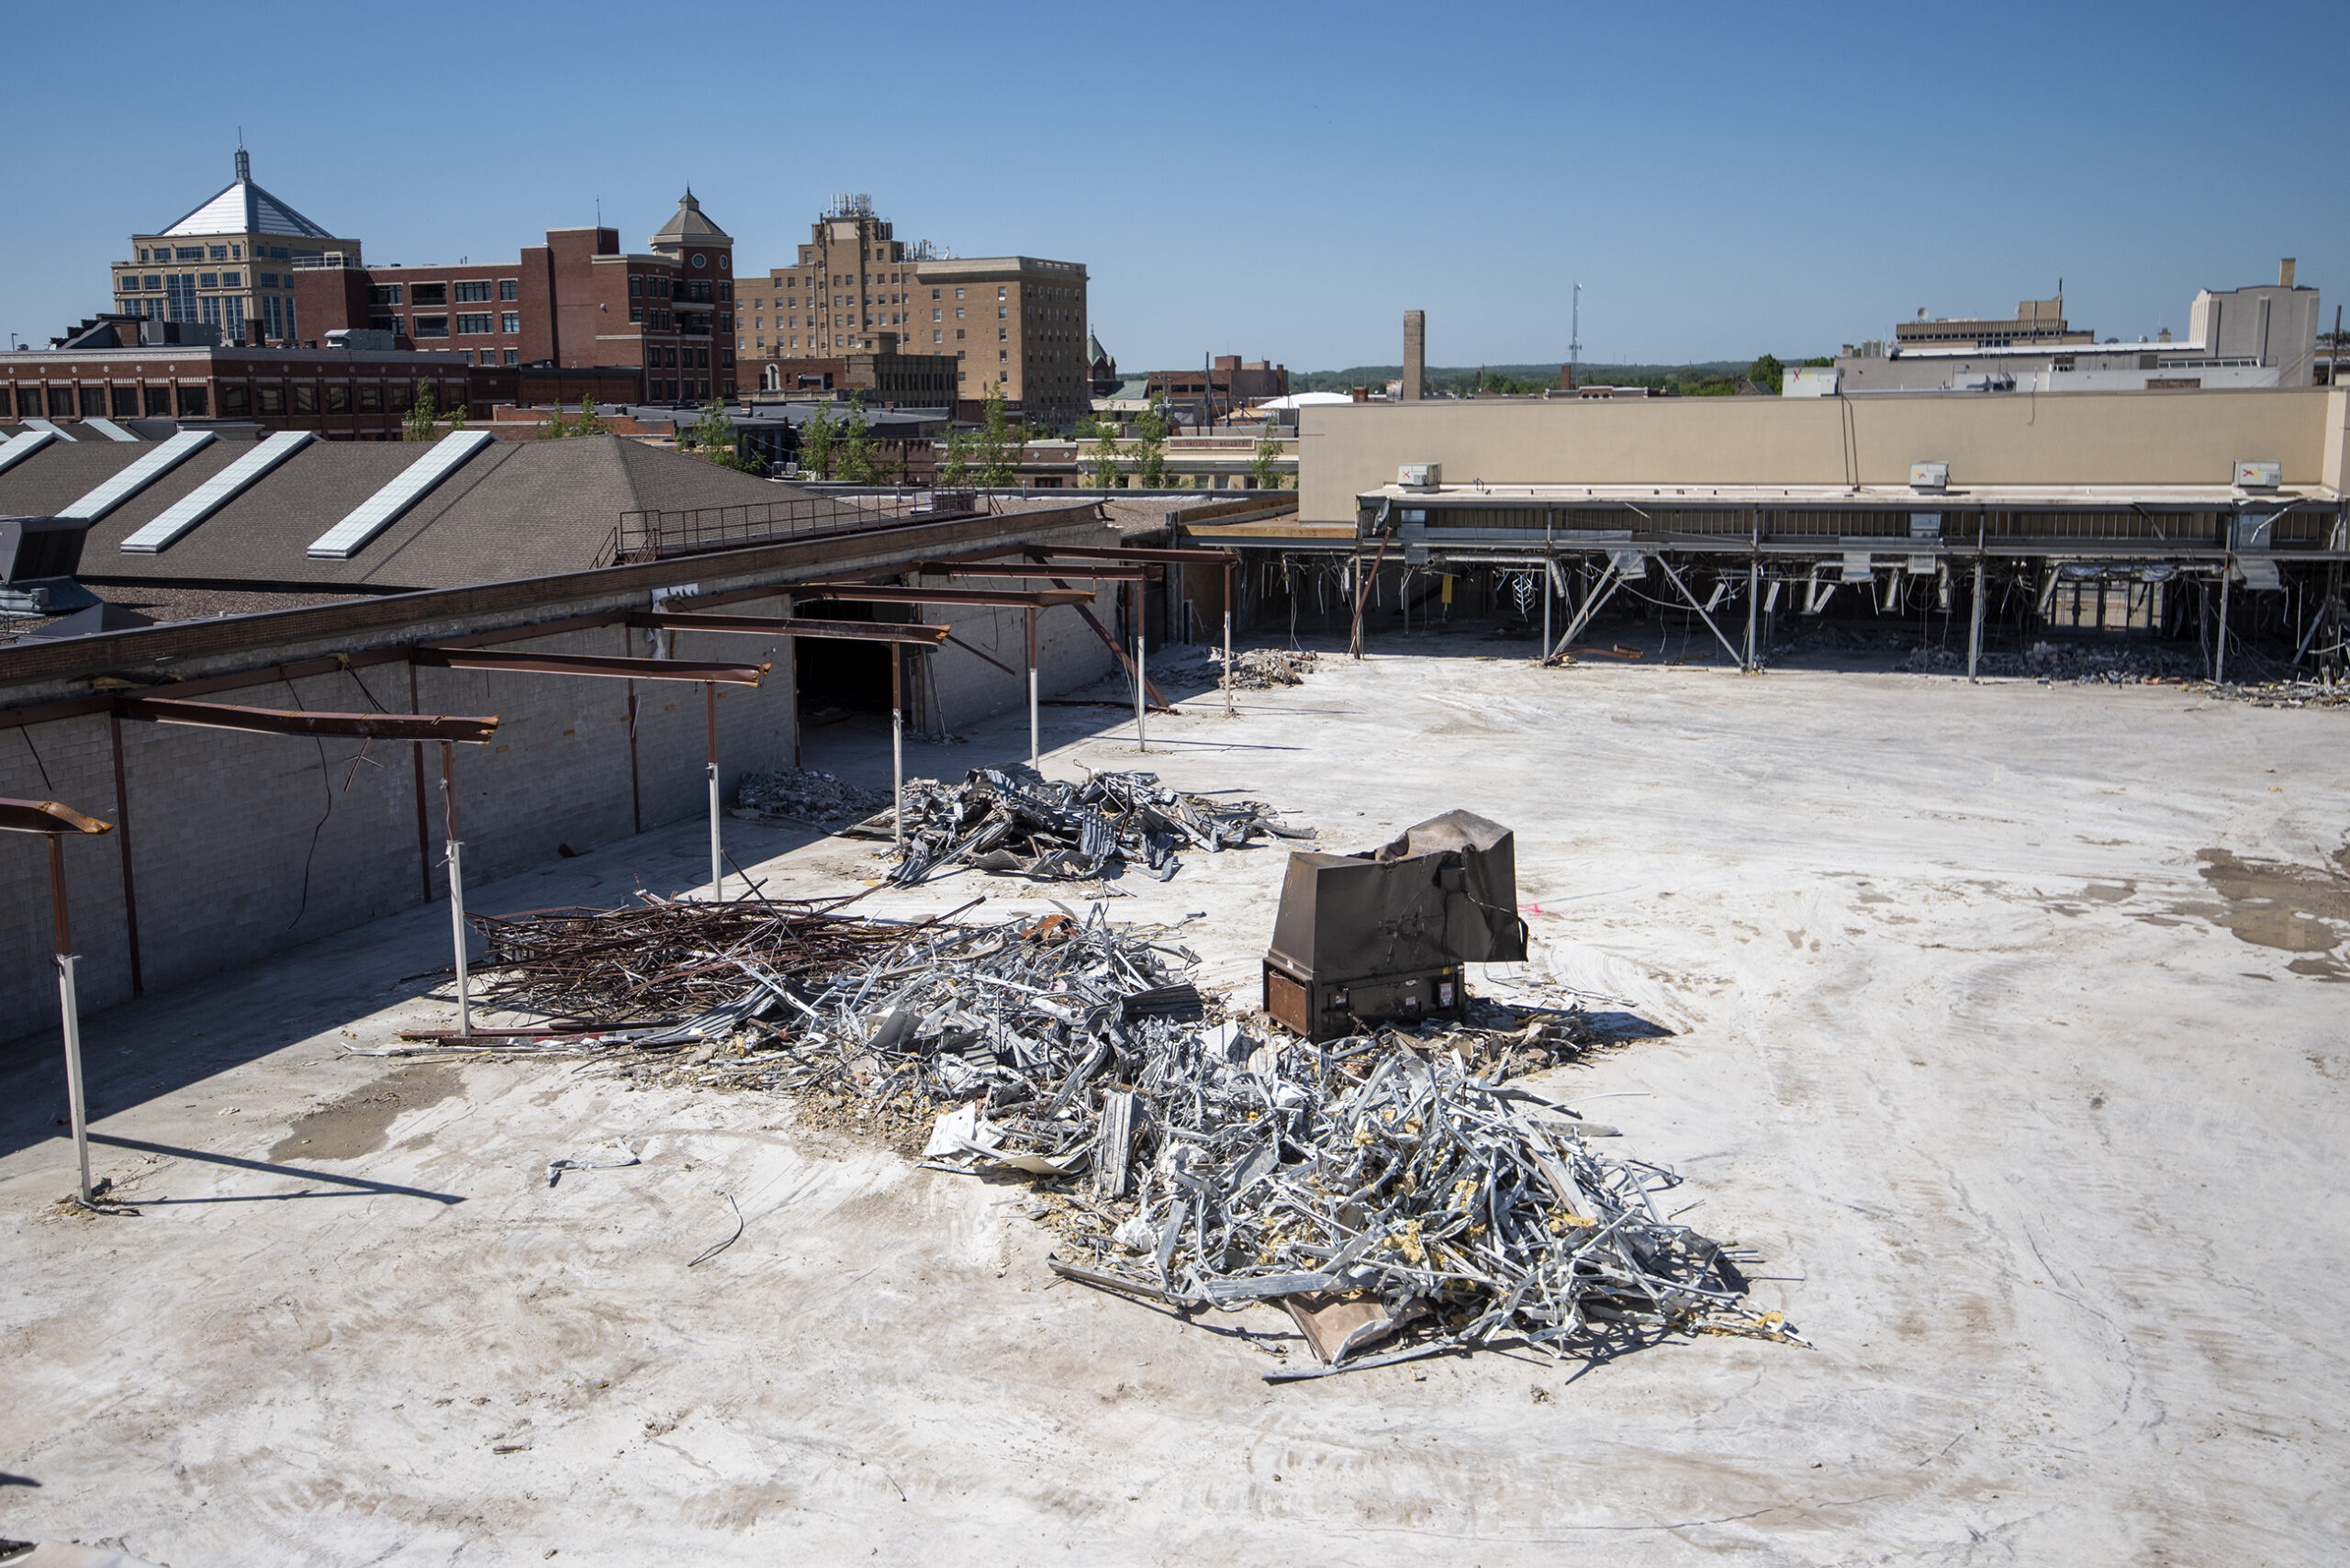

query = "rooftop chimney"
[1402, 310, 1425, 401]
[2280, 257, 2296, 288]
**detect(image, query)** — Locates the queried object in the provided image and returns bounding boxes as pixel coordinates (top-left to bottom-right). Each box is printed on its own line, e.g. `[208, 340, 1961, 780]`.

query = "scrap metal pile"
[448, 896, 1799, 1376]
[850, 767, 1312, 887]
[1221, 647, 1319, 689]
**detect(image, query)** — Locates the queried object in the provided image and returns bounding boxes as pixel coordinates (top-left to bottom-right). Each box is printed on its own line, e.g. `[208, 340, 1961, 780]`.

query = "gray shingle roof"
[650, 191, 732, 246]
[0, 432, 852, 592]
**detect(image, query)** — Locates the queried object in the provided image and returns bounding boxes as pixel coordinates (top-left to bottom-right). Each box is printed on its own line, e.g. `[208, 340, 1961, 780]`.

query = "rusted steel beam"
[411, 645, 765, 686]
[117, 698, 499, 744]
[628, 612, 950, 646]
[903, 559, 1158, 582]
[0, 798, 114, 835]
[1021, 543, 1240, 566]
[789, 584, 1093, 610]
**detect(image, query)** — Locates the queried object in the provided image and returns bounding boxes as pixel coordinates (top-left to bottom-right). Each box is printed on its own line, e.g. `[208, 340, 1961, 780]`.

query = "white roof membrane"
[59, 431, 217, 521]
[307, 431, 496, 559]
[120, 431, 319, 554]
[0, 430, 63, 476]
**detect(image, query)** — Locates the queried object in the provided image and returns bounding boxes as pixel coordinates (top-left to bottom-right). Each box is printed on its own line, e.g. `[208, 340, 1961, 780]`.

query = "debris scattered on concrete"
[731, 769, 890, 826]
[545, 1142, 641, 1187]
[2185, 678, 2349, 711]
[1219, 648, 1320, 689]
[852, 768, 1312, 886]
[435, 897, 1796, 1376]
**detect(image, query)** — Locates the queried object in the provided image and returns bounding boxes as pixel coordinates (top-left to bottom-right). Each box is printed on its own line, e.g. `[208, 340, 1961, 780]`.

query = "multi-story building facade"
[739, 197, 1089, 426]
[110, 149, 363, 346]
[1893, 296, 2091, 351]
[1145, 355, 1292, 422]
[744, 338, 959, 403]
[296, 193, 737, 402]
[1, 342, 507, 437]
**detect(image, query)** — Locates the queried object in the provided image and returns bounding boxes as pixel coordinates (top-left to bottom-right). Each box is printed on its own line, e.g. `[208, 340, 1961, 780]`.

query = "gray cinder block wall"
[0, 516, 1127, 1043]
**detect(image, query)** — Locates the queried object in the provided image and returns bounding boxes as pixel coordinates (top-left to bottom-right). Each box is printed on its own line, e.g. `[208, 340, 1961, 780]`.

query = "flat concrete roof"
[1365, 481, 2344, 509]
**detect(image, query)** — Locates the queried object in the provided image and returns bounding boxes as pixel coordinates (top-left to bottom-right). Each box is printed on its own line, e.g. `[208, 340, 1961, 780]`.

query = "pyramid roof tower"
[651, 189, 732, 247]
[158, 148, 340, 241]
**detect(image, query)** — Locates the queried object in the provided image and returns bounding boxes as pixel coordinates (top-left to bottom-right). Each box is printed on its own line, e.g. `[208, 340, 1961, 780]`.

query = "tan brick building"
[111, 148, 363, 346]
[739, 197, 1089, 426]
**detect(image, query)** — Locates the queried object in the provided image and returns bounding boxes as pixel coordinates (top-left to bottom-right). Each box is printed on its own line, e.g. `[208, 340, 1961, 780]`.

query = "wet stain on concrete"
[2182, 845, 2350, 980]
[270, 1064, 465, 1161]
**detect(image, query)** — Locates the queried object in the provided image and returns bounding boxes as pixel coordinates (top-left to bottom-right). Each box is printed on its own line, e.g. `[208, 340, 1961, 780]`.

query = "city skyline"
[3, 0, 2345, 373]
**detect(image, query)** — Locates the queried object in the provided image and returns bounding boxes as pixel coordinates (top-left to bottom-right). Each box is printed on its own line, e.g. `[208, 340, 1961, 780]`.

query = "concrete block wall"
[912, 578, 1124, 733]
[0, 511, 1140, 1041]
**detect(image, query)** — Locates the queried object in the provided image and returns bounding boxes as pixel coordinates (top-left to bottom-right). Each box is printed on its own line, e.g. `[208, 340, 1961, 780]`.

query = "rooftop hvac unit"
[1262, 811, 1527, 1042]
[1908, 461, 1949, 491]
[2233, 459, 2281, 489]
[1397, 462, 1441, 490]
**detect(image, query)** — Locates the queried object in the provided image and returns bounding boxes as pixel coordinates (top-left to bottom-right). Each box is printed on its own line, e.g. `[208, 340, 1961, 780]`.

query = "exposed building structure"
[1142, 357, 1290, 426]
[111, 148, 362, 346]
[745, 342, 959, 405]
[297, 194, 736, 400]
[1194, 386, 2348, 682]
[1830, 263, 2324, 394]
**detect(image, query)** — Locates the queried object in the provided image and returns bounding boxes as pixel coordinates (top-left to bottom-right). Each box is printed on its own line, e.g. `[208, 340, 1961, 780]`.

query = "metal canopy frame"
[1, 797, 112, 1205]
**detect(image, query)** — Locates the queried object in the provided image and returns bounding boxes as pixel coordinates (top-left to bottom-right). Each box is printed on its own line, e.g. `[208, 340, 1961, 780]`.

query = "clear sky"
[5, 0, 2344, 373]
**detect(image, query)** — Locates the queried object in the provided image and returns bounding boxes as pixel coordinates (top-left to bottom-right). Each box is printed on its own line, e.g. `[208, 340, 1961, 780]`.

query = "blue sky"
[5, 0, 2344, 371]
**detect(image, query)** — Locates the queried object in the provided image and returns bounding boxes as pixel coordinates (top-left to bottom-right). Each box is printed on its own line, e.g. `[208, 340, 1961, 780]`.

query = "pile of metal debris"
[1220, 648, 1319, 689]
[731, 769, 890, 826]
[425, 893, 1798, 1377]
[848, 767, 1312, 886]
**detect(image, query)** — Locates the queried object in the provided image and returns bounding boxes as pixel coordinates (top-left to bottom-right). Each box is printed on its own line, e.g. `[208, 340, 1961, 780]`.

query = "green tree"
[939, 427, 974, 487]
[1249, 427, 1286, 489]
[976, 384, 1016, 487]
[683, 399, 764, 474]
[403, 382, 439, 442]
[802, 402, 839, 479]
[1746, 353, 1785, 394]
[1133, 398, 1169, 487]
[537, 396, 600, 439]
[1087, 428, 1124, 488]
[839, 395, 878, 485]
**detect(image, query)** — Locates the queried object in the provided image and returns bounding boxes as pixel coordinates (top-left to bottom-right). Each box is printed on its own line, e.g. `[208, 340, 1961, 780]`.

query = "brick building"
[745, 336, 958, 404]
[110, 148, 363, 346]
[1146, 356, 1291, 423]
[296, 192, 737, 403]
[2, 342, 509, 437]
[738, 196, 1089, 427]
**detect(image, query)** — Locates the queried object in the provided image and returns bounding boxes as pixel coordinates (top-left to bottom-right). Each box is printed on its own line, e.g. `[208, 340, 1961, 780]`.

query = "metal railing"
[600, 492, 918, 566]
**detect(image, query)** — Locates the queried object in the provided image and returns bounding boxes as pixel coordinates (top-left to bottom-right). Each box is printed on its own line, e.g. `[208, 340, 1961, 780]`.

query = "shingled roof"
[0, 430, 853, 595]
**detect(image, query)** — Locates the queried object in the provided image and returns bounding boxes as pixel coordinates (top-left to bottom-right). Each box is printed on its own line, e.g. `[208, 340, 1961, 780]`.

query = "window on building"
[369, 284, 403, 306]
[956, 329, 965, 341]
[456, 313, 492, 334]
[454, 281, 492, 303]
[262, 296, 286, 339]
[325, 385, 351, 413]
[630, 306, 643, 324]
[167, 274, 198, 321]
[412, 315, 449, 338]
[257, 386, 285, 413]
[998, 306, 1007, 319]
[410, 283, 447, 306]
[259, 273, 279, 287]
[175, 247, 204, 261]
[269, 246, 287, 259]
[201, 297, 221, 327]
[119, 275, 141, 293]
[630, 274, 643, 298]
[956, 288, 965, 300]
[498, 278, 519, 301]
[208, 245, 228, 261]
[387, 384, 411, 413]
[199, 273, 218, 288]
[500, 311, 520, 333]
[144, 385, 173, 416]
[933, 330, 942, 344]
[501, 349, 519, 365]
[144, 274, 161, 291]
[218, 384, 250, 415]
[231, 245, 242, 259]
[221, 271, 241, 287]
[111, 386, 139, 417]
[357, 384, 383, 411]
[291, 385, 318, 414]
[997, 287, 1006, 300]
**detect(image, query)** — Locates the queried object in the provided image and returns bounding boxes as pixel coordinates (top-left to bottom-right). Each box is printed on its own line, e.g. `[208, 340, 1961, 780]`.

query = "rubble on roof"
[402, 895, 1799, 1377]
[851, 767, 1311, 886]
[1220, 647, 1319, 689]
[730, 769, 890, 826]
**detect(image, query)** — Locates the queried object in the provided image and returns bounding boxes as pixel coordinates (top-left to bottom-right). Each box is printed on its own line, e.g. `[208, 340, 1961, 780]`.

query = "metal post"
[2215, 566, 2232, 684]
[440, 741, 470, 1037]
[49, 837, 91, 1204]
[1132, 577, 1147, 752]
[1744, 559, 1760, 672]
[1967, 554, 1986, 679]
[1026, 606, 1040, 768]
[890, 648, 904, 853]
[705, 681, 722, 900]
[1542, 561, 1553, 664]
[1223, 560, 1235, 718]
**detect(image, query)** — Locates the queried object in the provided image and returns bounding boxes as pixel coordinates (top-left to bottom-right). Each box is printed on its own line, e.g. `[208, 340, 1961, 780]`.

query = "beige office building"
[112, 148, 362, 345]
[740, 197, 1089, 425]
